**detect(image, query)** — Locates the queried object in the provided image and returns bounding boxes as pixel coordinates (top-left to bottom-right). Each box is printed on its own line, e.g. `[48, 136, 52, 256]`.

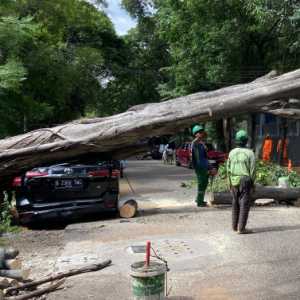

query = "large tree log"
[1, 69, 300, 183]
[211, 186, 300, 205]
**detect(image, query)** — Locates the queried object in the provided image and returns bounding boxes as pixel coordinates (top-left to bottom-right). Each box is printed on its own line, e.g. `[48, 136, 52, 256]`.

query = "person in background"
[227, 130, 256, 234]
[191, 125, 209, 207]
[262, 134, 273, 162]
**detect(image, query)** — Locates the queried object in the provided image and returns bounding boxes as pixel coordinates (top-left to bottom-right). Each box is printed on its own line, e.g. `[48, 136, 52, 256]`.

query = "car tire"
[176, 159, 181, 166]
[188, 160, 193, 169]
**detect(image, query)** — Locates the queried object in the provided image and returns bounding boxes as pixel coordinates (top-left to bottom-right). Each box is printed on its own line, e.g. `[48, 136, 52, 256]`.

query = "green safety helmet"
[235, 130, 248, 141]
[192, 124, 204, 136]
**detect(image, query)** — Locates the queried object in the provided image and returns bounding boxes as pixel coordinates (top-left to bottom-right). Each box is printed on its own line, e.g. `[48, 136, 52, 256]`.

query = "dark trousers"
[231, 177, 253, 231]
[195, 167, 209, 205]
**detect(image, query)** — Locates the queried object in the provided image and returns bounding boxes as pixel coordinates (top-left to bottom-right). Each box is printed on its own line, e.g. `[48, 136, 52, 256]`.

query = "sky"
[103, 0, 136, 35]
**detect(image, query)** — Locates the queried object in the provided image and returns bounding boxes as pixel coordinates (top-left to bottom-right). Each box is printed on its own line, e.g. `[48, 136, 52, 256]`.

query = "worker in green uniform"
[191, 125, 209, 207]
[227, 130, 256, 234]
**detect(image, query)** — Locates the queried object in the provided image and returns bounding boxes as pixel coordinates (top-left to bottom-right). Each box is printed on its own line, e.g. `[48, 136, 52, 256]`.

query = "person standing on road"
[191, 125, 209, 207]
[227, 130, 256, 234]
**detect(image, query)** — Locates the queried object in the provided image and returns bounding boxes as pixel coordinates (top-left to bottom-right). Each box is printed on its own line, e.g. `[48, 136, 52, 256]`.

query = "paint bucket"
[130, 261, 167, 300]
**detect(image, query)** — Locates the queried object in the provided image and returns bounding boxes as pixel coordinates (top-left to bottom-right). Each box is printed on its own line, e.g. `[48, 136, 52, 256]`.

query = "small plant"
[183, 160, 300, 193]
[0, 191, 19, 234]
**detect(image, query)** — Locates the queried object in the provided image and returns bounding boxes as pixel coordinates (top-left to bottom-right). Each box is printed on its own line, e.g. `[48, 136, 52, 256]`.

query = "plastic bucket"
[130, 261, 167, 300]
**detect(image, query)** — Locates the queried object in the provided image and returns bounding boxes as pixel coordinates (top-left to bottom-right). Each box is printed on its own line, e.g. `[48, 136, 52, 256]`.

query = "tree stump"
[119, 200, 138, 218]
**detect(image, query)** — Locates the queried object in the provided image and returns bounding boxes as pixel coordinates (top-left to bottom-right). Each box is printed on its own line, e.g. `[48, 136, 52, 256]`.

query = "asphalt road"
[7, 160, 300, 300]
[121, 159, 196, 208]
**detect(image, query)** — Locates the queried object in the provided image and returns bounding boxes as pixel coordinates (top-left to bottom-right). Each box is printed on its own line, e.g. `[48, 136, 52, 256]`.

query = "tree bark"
[222, 118, 232, 152]
[211, 186, 300, 205]
[0, 70, 300, 182]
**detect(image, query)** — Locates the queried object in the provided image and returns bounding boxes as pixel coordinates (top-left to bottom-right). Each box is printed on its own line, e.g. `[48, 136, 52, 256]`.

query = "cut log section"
[4, 279, 65, 300]
[211, 186, 300, 205]
[0, 269, 29, 281]
[3, 259, 22, 270]
[119, 200, 138, 218]
[0, 70, 300, 183]
[0, 277, 18, 289]
[0, 248, 19, 260]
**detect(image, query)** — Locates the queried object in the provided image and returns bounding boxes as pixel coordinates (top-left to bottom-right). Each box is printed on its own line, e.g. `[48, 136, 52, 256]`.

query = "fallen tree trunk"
[1, 70, 300, 182]
[211, 186, 300, 205]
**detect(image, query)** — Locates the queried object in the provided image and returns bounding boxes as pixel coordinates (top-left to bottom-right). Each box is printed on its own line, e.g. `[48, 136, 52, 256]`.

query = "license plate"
[55, 179, 83, 189]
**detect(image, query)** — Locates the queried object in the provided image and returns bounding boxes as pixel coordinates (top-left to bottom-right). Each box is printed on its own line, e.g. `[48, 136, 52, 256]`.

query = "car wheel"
[176, 159, 181, 166]
[188, 160, 193, 169]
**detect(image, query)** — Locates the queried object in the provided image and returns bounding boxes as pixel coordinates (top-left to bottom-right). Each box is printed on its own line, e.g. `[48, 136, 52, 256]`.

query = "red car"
[175, 142, 227, 169]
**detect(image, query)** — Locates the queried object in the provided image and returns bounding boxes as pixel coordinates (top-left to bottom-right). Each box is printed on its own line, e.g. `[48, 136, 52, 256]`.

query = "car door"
[176, 144, 184, 165]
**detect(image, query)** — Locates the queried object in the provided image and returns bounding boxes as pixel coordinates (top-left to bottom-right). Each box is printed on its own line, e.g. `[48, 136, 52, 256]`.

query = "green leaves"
[0, 59, 27, 90]
[0, 16, 40, 57]
[0, 0, 127, 136]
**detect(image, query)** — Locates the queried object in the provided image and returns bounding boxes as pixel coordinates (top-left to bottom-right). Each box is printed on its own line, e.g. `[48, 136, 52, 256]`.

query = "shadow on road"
[24, 212, 118, 231]
[254, 224, 300, 233]
[167, 297, 194, 300]
[138, 205, 231, 217]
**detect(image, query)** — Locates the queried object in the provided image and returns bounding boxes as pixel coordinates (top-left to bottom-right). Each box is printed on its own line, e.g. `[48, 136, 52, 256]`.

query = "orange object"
[288, 160, 292, 172]
[262, 137, 273, 162]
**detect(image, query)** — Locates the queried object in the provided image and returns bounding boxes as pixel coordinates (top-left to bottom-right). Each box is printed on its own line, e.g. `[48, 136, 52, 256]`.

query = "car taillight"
[12, 177, 22, 187]
[88, 170, 120, 178]
[25, 171, 48, 178]
[88, 170, 109, 177]
[111, 170, 120, 177]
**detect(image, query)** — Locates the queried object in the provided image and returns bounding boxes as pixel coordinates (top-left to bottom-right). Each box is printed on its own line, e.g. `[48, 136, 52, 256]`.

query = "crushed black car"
[12, 161, 121, 224]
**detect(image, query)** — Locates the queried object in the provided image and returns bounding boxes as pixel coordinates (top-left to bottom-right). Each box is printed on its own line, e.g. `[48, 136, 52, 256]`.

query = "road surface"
[6, 160, 300, 300]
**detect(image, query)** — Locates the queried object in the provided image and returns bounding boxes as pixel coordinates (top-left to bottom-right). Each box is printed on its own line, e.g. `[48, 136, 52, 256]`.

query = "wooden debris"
[5, 260, 112, 296]
[3, 260, 22, 271]
[0, 270, 29, 281]
[0, 248, 111, 299]
[0, 249, 19, 261]
[255, 199, 276, 206]
[0, 277, 17, 289]
[4, 279, 65, 300]
[119, 200, 138, 218]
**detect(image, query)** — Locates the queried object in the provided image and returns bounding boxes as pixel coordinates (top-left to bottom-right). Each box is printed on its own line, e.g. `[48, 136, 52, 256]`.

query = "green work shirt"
[227, 147, 256, 187]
